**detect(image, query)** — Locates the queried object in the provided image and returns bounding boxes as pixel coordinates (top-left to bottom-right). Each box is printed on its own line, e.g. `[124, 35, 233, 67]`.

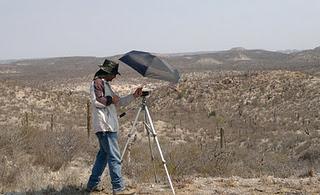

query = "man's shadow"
[3, 185, 93, 195]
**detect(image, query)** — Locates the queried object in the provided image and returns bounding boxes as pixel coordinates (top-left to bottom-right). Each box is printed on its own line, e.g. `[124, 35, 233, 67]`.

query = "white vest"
[90, 79, 134, 132]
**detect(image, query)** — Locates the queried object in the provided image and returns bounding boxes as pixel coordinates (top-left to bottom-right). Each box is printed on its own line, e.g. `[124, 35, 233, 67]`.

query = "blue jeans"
[87, 131, 124, 191]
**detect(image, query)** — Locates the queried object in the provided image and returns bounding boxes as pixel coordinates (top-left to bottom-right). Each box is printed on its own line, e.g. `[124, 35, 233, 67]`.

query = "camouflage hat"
[98, 59, 121, 75]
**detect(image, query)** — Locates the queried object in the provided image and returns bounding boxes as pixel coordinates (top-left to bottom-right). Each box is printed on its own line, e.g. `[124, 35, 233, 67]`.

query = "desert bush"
[298, 148, 320, 163]
[29, 127, 85, 171]
[165, 143, 201, 177]
[0, 120, 96, 191]
[0, 125, 31, 190]
[11, 115, 87, 172]
[120, 137, 236, 182]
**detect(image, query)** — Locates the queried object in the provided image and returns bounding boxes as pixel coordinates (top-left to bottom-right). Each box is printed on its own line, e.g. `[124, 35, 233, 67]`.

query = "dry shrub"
[0, 126, 28, 189]
[298, 148, 320, 163]
[166, 143, 201, 177]
[29, 127, 84, 171]
[10, 120, 88, 172]
[0, 122, 93, 192]
[121, 140, 158, 182]
[165, 142, 235, 177]
[120, 138, 236, 182]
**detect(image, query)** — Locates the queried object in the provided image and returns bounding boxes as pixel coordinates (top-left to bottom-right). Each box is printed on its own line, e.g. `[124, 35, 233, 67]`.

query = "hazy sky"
[1, 0, 320, 60]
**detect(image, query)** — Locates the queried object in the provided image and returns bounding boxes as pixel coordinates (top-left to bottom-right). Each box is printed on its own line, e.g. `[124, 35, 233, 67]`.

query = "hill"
[0, 46, 320, 86]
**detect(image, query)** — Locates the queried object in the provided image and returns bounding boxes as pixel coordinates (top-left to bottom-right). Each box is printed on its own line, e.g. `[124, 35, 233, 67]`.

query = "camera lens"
[142, 91, 150, 96]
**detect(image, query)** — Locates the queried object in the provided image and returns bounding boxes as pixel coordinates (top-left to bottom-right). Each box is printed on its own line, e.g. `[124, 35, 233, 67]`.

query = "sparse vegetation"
[1, 50, 320, 194]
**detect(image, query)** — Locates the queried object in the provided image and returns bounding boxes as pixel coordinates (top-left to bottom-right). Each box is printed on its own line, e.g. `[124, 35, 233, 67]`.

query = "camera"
[141, 91, 150, 97]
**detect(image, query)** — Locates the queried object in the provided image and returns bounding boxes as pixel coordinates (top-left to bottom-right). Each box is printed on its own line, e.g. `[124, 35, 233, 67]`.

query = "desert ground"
[1, 47, 320, 194]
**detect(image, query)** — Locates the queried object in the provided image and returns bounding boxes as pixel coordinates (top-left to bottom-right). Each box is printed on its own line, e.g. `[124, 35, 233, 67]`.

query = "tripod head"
[141, 91, 150, 105]
[119, 90, 150, 118]
[141, 91, 150, 97]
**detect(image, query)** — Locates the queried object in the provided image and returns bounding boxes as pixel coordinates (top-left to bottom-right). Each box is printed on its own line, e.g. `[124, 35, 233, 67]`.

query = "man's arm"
[118, 87, 143, 107]
[94, 79, 113, 106]
[119, 94, 135, 107]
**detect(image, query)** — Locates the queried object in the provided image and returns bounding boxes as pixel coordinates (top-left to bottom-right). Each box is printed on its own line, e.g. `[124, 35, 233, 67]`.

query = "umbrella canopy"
[119, 50, 180, 83]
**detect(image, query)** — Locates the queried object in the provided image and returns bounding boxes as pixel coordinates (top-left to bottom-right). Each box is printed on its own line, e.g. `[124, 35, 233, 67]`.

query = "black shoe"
[86, 185, 104, 193]
[113, 187, 136, 195]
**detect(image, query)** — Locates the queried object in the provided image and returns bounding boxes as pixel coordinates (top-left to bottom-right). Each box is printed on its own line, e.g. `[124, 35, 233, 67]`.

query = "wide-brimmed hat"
[98, 59, 121, 76]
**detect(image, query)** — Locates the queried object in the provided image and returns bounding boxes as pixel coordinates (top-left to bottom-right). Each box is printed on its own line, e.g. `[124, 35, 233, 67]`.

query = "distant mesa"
[226, 47, 251, 61]
[233, 53, 251, 61]
[314, 46, 320, 52]
[277, 49, 300, 54]
[1, 46, 320, 80]
[230, 47, 246, 51]
[196, 58, 222, 65]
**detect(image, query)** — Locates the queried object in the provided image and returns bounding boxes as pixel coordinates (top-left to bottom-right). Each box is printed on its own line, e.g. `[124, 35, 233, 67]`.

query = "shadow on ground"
[3, 186, 91, 195]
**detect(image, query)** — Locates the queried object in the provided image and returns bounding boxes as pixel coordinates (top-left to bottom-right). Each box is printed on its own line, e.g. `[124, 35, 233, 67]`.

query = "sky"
[0, 0, 320, 60]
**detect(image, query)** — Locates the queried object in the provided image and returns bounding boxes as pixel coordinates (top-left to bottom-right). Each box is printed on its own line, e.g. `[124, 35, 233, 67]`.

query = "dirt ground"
[81, 175, 320, 195]
[131, 176, 320, 195]
[5, 176, 317, 195]
[87, 176, 320, 195]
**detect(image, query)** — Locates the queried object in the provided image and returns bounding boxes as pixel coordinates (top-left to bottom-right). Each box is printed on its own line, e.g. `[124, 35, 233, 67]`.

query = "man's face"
[103, 74, 116, 81]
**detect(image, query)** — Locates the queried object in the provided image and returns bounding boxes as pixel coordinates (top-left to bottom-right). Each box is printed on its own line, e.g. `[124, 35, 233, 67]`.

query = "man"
[87, 59, 142, 195]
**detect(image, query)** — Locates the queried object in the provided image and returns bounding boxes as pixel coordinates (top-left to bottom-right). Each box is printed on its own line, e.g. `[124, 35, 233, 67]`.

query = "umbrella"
[119, 50, 180, 83]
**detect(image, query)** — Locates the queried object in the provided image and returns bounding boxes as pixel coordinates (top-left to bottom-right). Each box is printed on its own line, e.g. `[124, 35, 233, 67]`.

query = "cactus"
[50, 114, 54, 131]
[220, 128, 224, 149]
[86, 99, 91, 138]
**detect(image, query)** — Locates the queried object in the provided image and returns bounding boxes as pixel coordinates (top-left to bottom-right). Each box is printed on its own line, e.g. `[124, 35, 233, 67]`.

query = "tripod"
[120, 94, 176, 195]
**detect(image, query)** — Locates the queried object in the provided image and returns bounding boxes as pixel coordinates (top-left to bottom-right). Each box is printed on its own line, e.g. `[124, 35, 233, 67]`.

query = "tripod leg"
[121, 106, 143, 162]
[144, 106, 176, 195]
[144, 111, 159, 183]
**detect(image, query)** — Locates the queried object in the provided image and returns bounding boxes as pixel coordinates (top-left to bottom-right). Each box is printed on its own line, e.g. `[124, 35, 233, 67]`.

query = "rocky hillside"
[1, 46, 319, 85]
[121, 70, 320, 178]
[165, 47, 320, 72]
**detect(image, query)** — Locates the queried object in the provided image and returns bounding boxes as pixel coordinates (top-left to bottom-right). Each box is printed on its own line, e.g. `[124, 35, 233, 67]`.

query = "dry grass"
[1, 70, 320, 193]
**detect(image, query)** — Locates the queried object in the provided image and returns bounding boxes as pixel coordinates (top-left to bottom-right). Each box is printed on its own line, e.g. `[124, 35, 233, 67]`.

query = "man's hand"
[133, 87, 143, 98]
[112, 95, 120, 105]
